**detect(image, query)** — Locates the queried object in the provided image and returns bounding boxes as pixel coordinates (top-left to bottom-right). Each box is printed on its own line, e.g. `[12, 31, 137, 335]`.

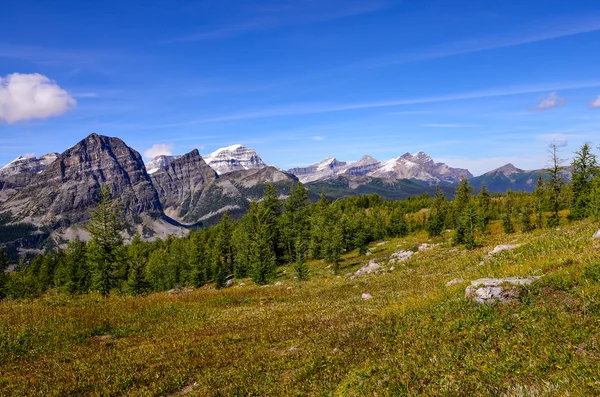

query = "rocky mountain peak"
[1, 133, 163, 226]
[492, 163, 522, 176]
[203, 144, 266, 175]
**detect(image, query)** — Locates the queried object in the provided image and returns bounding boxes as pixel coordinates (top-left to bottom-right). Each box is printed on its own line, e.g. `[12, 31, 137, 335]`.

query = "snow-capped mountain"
[203, 144, 266, 175]
[288, 151, 470, 184]
[145, 155, 181, 175]
[368, 152, 471, 183]
[288, 158, 348, 183]
[0, 153, 59, 177]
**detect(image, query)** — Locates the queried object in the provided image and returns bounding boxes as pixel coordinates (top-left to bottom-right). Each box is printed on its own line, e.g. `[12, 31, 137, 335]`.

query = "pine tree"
[568, 143, 598, 220]
[502, 194, 515, 234]
[426, 185, 447, 237]
[246, 202, 277, 285]
[452, 178, 473, 245]
[0, 248, 10, 299]
[463, 200, 478, 250]
[294, 238, 310, 281]
[476, 183, 492, 234]
[281, 183, 310, 263]
[189, 231, 211, 285]
[214, 257, 227, 289]
[519, 200, 534, 233]
[60, 239, 90, 294]
[86, 185, 125, 296]
[534, 174, 546, 229]
[546, 141, 566, 227]
[127, 233, 149, 295]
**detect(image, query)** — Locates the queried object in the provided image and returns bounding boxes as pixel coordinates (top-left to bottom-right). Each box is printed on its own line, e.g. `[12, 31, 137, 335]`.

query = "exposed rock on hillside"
[465, 277, 541, 304]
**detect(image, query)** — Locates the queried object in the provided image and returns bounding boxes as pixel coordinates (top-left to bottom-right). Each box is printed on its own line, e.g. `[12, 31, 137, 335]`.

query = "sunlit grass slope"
[2, 219, 600, 396]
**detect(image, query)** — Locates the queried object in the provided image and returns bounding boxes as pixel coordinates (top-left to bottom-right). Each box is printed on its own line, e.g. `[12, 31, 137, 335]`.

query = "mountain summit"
[203, 144, 266, 175]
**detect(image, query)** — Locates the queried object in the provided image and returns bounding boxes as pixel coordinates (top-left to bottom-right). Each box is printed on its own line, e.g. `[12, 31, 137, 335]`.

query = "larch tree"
[86, 185, 125, 297]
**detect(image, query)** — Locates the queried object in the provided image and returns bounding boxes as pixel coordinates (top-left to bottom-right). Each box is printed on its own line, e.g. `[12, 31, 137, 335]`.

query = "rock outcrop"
[465, 277, 541, 304]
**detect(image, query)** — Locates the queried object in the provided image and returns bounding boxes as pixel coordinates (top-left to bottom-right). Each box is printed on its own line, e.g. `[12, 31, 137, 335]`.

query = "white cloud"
[313, 136, 324, 141]
[23, 152, 35, 158]
[534, 92, 566, 111]
[144, 143, 174, 159]
[0, 73, 75, 123]
[591, 96, 600, 108]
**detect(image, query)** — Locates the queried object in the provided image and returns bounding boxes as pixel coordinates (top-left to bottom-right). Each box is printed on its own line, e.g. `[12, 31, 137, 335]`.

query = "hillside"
[2, 218, 600, 395]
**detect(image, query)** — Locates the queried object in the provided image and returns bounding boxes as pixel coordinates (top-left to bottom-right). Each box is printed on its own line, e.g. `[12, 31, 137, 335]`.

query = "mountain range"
[0, 133, 562, 255]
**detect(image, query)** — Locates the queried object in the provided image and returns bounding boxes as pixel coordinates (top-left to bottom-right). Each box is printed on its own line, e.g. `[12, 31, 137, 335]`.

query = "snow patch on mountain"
[203, 144, 266, 175]
[0, 153, 59, 177]
[145, 155, 181, 174]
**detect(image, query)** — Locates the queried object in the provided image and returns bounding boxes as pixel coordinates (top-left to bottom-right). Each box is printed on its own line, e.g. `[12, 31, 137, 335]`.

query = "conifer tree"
[294, 238, 310, 281]
[568, 143, 598, 220]
[452, 178, 473, 245]
[214, 257, 227, 289]
[476, 183, 492, 234]
[127, 233, 149, 295]
[534, 174, 546, 229]
[86, 185, 125, 296]
[63, 239, 90, 294]
[546, 141, 566, 227]
[462, 200, 478, 250]
[427, 185, 447, 237]
[519, 200, 534, 232]
[0, 248, 10, 299]
[246, 201, 277, 285]
[502, 194, 515, 234]
[189, 231, 211, 285]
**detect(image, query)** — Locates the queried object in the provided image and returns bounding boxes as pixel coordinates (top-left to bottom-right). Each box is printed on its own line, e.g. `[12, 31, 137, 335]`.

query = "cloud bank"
[0, 73, 75, 123]
[144, 143, 174, 159]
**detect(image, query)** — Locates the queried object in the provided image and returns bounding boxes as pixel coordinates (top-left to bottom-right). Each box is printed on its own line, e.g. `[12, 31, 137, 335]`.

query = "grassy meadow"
[2, 218, 600, 396]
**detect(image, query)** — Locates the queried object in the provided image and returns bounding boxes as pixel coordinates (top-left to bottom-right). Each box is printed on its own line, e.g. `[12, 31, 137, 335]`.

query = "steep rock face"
[150, 149, 218, 222]
[1, 133, 163, 226]
[288, 158, 347, 183]
[0, 153, 59, 178]
[203, 144, 266, 175]
[146, 155, 181, 175]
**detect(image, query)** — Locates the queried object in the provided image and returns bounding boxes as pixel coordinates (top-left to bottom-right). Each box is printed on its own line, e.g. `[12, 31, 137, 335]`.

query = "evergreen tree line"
[0, 143, 599, 299]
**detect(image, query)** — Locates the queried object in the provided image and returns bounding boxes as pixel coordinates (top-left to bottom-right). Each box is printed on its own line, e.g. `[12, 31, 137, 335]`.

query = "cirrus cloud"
[144, 143, 174, 159]
[0, 73, 76, 123]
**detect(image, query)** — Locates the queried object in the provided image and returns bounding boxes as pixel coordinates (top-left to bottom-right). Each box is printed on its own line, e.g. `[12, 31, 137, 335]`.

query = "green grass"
[1, 220, 600, 396]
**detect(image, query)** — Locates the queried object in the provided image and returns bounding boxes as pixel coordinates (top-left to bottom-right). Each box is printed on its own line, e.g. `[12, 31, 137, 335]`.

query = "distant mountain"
[469, 163, 547, 193]
[288, 158, 348, 183]
[289, 151, 471, 184]
[146, 154, 181, 175]
[0, 153, 59, 178]
[149, 149, 218, 223]
[305, 174, 455, 201]
[342, 155, 382, 177]
[369, 152, 472, 183]
[203, 144, 266, 175]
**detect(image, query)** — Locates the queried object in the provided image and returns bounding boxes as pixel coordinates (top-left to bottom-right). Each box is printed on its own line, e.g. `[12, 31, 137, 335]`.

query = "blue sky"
[1, 0, 600, 175]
